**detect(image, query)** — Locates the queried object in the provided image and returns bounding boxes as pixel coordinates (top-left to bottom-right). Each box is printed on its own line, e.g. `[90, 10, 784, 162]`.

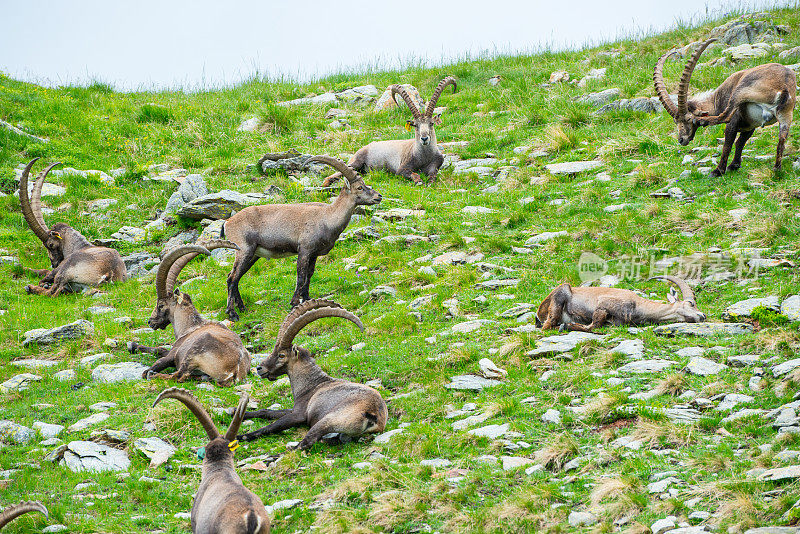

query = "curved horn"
[277, 304, 364, 350]
[0, 501, 48, 530]
[276, 299, 344, 343]
[165, 240, 239, 294]
[425, 76, 457, 117]
[307, 155, 359, 185]
[653, 50, 679, 119]
[390, 84, 422, 119]
[224, 393, 250, 442]
[649, 275, 696, 302]
[155, 244, 211, 300]
[677, 38, 717, 117]
[18, 158, 50, 242]
[152, 387, 220, 441]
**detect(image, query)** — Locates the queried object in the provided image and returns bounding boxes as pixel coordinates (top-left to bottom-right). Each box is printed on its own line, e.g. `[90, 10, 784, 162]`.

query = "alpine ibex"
[0, 502, 48, 531]
[237, 299, 387, 449]
[322, 76, 457, 185]
[222, 156, 381, 319]
[152, 388, 270, 534]
[536, 276, 706, 332]
[130, 241, 250, 387]
[654, 38, 796, 176]
[19, 158, 126, 295]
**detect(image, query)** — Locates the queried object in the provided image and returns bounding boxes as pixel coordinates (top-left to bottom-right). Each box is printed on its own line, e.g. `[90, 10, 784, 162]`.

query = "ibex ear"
[667, 287, 679, 303]
[696, 110, 709, 117]
[405, 120, 414, 132]
[432, 115, 442, 125]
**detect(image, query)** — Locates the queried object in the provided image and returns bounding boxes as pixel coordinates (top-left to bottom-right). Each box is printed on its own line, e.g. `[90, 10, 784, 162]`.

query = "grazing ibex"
[536, 276, 706, 332]
[18, 158, 126, 295]
[222, 156, 382, 319]
[654, 38, 796, 177]
[0, 502, 48, 531]
[130, 241, 250, 387]
[153, 388, 270, 534]
[237, 299, 387, 449]
[322, 76, 457, 185]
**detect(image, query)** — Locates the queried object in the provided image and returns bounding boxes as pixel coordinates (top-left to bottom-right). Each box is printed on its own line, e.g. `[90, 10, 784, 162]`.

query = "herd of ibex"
[6, 37, 796, 532]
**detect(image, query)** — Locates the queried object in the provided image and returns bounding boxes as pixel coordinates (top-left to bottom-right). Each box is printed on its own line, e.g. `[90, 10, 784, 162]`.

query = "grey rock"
[68, 413, 110, 432]
[375, 84, 425, 112]
[724, 42, 772, 61]
[0, 420, 35, 444]
[781, 295, 800, 322]
[53, 369, 77, 381]
[723, 296, 780, 320]
[545, 161, 602, 175]
[664, 407, 702, 424]
[501, 456, 536, 471]
[652, 516, 677, 534]
[370, 285, 397, 299]
[444, 375, 503, 391]
[773, 358, 800, 378]
[744, 528, 800, 534]
[122, 252, 158, 279]
[432, 251, 484, 266]
[597, 96, 665, 114]
[685, 356, 728, 376]
[23, 319, 94, 347]
[779, 46, 800, 60]
[461, 205, 496, 215]
[59, 440, 131, 472]
[165, 174, 209, 213]
[33, 422, 65, 439]
[577, 88, 620, 106]
[467, 423, 509, 439]
[568, 511, 598, 527]
[542, 409, 562, 425]
[43, 525, 68, 533]
[258, 152, 326, 175]
[758, 465, 800, 482]
[177, 190, 262, 220]
[88, 198, 118, 211]
[610, 339, 644, 359]
[373, 428, 405, 444]
[729, 354, 760, 367]
[0, 373, 42, 392]
[450, 319, 496, 334]
[653, 322, 754, 336]
[92, 362, 149, 383]
[525, 231, 567, 245]
[11, 358, 59, 369]
[717, 393, 754, 412]
[111, 226, 146, 243]
[722, 408, 765, 423]
[618, 359, 675, 374]
[527, 331, 606, 357]
[134, 436, 177, 465]
[420, 458, 452, 468]
[479, 358, 507, 379]
[452, 411, 493, 430]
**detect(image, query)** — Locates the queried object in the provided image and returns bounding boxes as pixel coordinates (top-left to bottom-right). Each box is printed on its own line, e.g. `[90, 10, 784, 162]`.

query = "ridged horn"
[165, 240, 239, 294]
[276, 302, 364, 350]
[224, 393, 250, 442]
[649, 275, 696, 303]
[390, 84, 422, 119]
[152, 387, 220, 441]
[307, 155, 359, 185]
[0, 501, 48, 530]
[677, 38, 717, 117]
[155, 244, 211, 300]
[653, 50, 679, 119]
[19, 158, 56, 242]
[276, 299, 344, 343]
[425, 76, 457, 117]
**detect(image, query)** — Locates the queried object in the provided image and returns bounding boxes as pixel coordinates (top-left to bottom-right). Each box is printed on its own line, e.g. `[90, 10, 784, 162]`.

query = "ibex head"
[257, 299, 364, 380]
[651, 276, 706, 323]
[308, 155, 382, 206]
[653, 39, 718, 145]
[391, 76, 457, 147]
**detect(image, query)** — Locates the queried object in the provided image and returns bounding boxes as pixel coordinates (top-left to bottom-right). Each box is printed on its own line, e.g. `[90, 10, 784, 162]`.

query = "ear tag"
[404, 122, 413, 132]
[228, 440, 239, 452]
[196, 446, 206, 460]
[53, 232, 62, 240]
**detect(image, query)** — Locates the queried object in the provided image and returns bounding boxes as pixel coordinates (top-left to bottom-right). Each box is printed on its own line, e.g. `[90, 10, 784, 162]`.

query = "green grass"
[1, 7, 800, 534]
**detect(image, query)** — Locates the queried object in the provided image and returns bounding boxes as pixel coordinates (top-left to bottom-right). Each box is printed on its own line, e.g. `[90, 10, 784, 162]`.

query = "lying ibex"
[222, 156, 382, 319]
[153, 388, 270, 534]
[130, 241, 250, 387]
[322, 76, 457, 185]
[0, 502, 47, 531]
[19, 158, 126, 295]
[237, 299, 387, 449]
[536, 276, 706, 332]
[654, 38, 796, 177]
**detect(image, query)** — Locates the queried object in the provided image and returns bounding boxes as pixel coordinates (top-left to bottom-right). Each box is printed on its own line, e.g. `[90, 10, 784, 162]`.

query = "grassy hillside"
[1, 7, 800, 533]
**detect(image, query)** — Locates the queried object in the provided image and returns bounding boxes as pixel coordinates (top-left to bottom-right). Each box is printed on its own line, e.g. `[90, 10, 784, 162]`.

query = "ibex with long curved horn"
[18, 158, 126, 295]
[221, 156, 381, 320]
[536, 276, 706, 332]
[129, 241, 250, 387]
[654, 39, 796, 177]
[237, 299, 387, 449]
[322, 76, 457, 185]
[0, 502, 48, 531]
[152, 388, 270, 534]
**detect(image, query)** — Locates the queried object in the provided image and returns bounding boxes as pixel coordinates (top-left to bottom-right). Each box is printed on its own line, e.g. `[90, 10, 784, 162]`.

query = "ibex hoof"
[127, 341, 138, 353]
[710, 169, 724, 178]
[24, 285, 34, 294]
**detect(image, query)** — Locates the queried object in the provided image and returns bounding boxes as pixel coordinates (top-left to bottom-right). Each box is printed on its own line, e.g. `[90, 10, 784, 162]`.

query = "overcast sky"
[0, 0, 789, 91]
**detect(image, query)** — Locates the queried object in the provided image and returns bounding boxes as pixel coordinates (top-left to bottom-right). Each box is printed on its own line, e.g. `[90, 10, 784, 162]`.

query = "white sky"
[0, 0, 790, 91]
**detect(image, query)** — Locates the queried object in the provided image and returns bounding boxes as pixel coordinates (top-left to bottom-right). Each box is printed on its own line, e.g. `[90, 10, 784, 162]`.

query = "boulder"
[23, 320, 93, 347]
[258, 151, 326, 175]
[527, 331, 606, 357]
[92, 362, 149, 383]
[111, 226, 146, 243]
[618, 359, 675, 374]
[0, 420, 35, 444]
[685, 356, 728, 376]
[724, 42, 772, 62]
[577, 88, 621, 106]
[176, 190, 262, 220]
[374, 84, 424, 112]
[597, 96, 665, 114]
[781, 295, 800, 322]
[165, 174, 208, 213]
[723, 296, 780, 320]
[57, 441, 131, 472]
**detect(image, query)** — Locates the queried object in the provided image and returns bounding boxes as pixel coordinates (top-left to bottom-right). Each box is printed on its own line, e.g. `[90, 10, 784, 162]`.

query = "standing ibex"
[222, 156, 381, 319]
[654, 38, 796, 177]
[130, 241, 250, 387]
[536, 276, 706, 332]
[0, 502, 48, 531]
[152, 388, 270, 534]
[237, 299, 387, 449]
[19, 158, 126, 295]
[322, 76, 457, 185]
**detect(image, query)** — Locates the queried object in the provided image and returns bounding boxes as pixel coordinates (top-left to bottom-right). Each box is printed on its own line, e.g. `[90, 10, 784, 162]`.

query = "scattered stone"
[444, 375, 503, 391]
[717, 393, 754, 412]
[781, 295, 800, 322]
[23, 320, 94, 347]
[11, 359, 58, 369]
[501, 456, 536, 471]
[545, 160, 602, 175]
[53, 369, 77, 381]
[527, 331, 606, 357]
[0, 420, 35, 444]
[369, 285, 397, 299]
[373, 428, 405, 444]
[92, 362, 149, 383]
[610, 339, 644, 359]
[685, 357, 728, 376]
[475, 279, 519, 290]
[57, 441, 131, 472]
[618, 359, 675, 374]
[653, 322, 753, 336]
[177, 190, 263, 220]
[450, 319, 496, 334]
[525, 231, 567, 245]
[568, 511, 598, 527]
[420, 458, 452, 468]
[652, 516, 678, 534]
[134, 437, 177, 467]
[577, 88, 621, 106]
[723, 296, 780, 320]
[68, 413, 110, 432]
[0, 373, 43, 393]
[549, 70, 570, 83]
[722, 408, 765, 423]
[468, 423, 509, 439]
[542, 409, 562, 425]
[33, 422, 65, 439]
[758, 465, 800, 482]
[773, 359, 800, 378]
[479, 358, 507, 379]
[597, 96, 665, 114]
[461, 205, 496, 215]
